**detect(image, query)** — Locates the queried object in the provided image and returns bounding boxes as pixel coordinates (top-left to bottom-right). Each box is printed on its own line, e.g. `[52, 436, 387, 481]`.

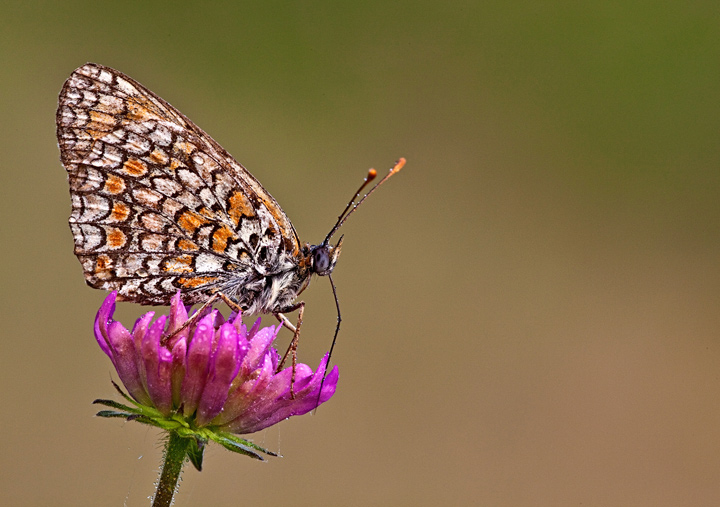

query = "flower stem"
[152, 431, 190, 507]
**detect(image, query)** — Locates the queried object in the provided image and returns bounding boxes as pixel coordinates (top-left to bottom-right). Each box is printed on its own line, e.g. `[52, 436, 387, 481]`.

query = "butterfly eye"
[313, 247, 331, 273]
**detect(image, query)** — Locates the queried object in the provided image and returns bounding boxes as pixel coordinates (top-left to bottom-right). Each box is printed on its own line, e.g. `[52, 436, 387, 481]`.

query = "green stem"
[152, 431, 190, 507]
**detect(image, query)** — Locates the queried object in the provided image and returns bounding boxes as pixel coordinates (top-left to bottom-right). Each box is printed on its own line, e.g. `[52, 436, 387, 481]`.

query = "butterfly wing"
[56, 63, 301, 306]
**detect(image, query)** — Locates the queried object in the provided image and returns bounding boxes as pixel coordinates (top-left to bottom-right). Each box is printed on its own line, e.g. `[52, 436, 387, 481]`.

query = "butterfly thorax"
[222, 240, 342, 315]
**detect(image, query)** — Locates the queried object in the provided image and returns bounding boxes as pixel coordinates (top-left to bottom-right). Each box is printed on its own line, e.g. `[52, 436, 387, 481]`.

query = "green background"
[2, 1, 719, 505]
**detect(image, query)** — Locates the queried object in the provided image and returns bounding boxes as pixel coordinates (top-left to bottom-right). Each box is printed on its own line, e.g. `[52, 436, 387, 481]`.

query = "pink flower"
[94, 292, 338, 439]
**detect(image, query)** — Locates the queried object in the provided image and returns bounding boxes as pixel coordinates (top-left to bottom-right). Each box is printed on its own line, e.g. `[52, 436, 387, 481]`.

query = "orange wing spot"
[163, 255, 194, 274]
[177, 238, 199, 251]
[122, 158, 148, 177]
[96, 255, 112, 270]
[103, 173, 126, 194]
[177, 210, 209, 234]
[174, 141, 195, 155]
[88, 110, 115, 131]
[297, 249, 313, 269]
[149, 148, 169, 165]
[126, 98, 159, 121]
[177, 276, 218, 289]
[94, 254, 114, 280]
[106, 228, 127, 249]
[227, 190, 255, 225]
[260, 195, 298, 255]
[212, 225, 237, 253]
[169, 158, 184, 171]
[86, 112, 115, 141]
[87, 130, 108, 141]
[198, 207, 217, 219]
[110, 201, 130, 222]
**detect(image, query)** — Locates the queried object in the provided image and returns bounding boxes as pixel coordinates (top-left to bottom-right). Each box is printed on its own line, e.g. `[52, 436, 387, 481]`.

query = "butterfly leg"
[275, 313, 297, 333]
[275, 301, 305, 399]
[163, 292, 243, 343]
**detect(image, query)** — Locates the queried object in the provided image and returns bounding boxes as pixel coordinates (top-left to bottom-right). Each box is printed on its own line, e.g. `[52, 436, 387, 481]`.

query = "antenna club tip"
[392, 157, 406, 173]
[367, 168, 378, 180]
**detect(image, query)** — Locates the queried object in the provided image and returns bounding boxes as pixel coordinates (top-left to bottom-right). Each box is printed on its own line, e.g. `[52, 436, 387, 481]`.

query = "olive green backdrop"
[2, 1, 719, 506]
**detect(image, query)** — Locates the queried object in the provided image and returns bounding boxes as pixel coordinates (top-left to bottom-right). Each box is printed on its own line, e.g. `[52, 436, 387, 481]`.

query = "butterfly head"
[310, 236, 344, 277]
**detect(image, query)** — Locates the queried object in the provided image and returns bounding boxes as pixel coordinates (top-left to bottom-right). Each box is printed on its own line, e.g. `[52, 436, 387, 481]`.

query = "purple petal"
[93, 292, 117, 357]
[142, 316, 172, 414]
[170, 338, 187, 408]
[180, 312, 215, 416]
[90, 293, 153, 405]
[319, 365, 340, 404]
[229, 314, 251, 364]
[223, 354, 339, 434]
[165, 291, 190, 343]
[264, 363, 314, 402]
[215, 353, 276, 426]
[241, 325, 278, 374]
[246, 318, 262, 340]
[105, 321, 151, 405]
[130, 311, 155, 390]
[196, 323, 241, 425]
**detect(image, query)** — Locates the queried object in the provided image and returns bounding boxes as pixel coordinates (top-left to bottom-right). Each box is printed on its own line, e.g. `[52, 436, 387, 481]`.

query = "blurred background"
[2, 2, 719, 505]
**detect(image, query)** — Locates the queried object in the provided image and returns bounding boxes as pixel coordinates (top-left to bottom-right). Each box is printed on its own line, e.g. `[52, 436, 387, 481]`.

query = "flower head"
[93, 291, 338, 460]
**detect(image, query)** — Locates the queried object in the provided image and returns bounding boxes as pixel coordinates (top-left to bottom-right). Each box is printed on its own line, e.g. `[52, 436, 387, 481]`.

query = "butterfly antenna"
[315, 273, 342, 410]
[324, 157, 406, 244]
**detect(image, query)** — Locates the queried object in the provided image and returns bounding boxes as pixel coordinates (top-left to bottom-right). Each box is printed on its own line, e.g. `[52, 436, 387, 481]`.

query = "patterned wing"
[56, 63, 301, 306]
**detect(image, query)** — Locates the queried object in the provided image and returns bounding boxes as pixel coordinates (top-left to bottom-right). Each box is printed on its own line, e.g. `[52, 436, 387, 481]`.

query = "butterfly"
[56, 63, 405, 352]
